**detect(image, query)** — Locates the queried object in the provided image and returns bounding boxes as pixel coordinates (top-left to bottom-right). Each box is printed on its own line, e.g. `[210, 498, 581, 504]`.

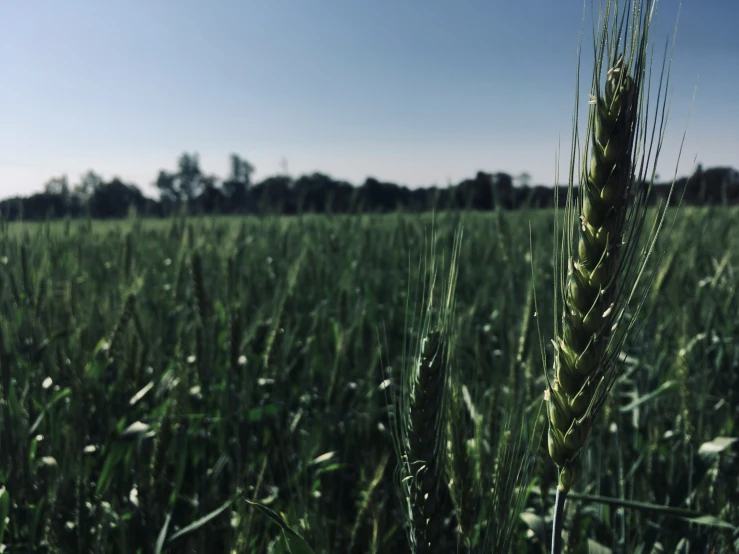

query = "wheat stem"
[551, 488, 566, 554]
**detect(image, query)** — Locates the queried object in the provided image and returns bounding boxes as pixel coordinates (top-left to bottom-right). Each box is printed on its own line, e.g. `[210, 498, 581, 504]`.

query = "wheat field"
[0, 209, 736, 553]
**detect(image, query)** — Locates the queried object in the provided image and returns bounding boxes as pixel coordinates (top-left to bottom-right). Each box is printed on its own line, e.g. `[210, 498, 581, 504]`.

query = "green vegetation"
[0, 209, 737, 553]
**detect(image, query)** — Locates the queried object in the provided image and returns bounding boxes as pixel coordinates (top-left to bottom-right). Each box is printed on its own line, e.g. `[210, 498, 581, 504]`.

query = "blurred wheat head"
[389, 226, 461, 554]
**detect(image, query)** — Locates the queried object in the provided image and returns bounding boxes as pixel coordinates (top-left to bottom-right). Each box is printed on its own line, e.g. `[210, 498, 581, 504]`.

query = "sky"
[0, 0, 737, 200]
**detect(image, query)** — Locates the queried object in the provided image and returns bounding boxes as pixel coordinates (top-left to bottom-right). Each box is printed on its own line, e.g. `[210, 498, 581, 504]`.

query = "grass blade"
[166, 499, 233, 545]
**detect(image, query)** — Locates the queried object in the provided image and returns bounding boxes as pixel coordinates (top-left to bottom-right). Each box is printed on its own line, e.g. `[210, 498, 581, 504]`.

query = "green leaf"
[214, 300, 227, 326]
[680, 514, 737, 530]
[154, 513, 172, 554]
[245, 500, 316, 554]
[118, 420, 154, 441]
[247, 404, 279, 422]
[314, 463, 344, 475]
[567, 492, 736, 529]
[697, 436, 738, 461]
[29, 497, 46, 544]
[618, 380, 675, 413]
[28, 387, 72, 435]
[129, 381, 155, 406]
[587, 539, 612, 554]
[519, 511, 547, 546]
[7, 382, 21, 418]
[96, 442, 128, 496]
[166, 500, 232, 545]
[169, 434, 188, 509]
[0, 486, 10, 545]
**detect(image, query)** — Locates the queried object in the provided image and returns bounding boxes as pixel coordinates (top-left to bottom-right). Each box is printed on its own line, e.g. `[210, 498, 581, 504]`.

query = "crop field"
[0, 208, 737, 553]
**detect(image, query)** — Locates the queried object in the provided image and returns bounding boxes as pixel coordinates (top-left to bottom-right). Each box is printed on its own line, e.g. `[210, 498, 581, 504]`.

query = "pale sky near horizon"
[0, 0, 736, 200]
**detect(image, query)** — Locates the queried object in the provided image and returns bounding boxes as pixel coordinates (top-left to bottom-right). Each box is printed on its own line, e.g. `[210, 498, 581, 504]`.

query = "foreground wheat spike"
[548, 51, 640, 494]
[547, 0, 676, 501]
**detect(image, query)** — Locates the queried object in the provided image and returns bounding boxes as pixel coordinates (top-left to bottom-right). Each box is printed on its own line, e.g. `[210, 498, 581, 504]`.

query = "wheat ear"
[548, 50, 642, 496]
[547, 0, 677, 499]
[409, 329, 452, 553]
[390, 225, 462, 554]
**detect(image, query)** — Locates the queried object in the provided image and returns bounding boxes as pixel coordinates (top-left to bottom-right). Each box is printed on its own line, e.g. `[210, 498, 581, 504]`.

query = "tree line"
[1, 152, 738, 220]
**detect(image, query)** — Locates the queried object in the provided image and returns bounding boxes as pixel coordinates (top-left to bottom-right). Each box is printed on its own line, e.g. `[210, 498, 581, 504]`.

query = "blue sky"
[0, 0, 736, 199]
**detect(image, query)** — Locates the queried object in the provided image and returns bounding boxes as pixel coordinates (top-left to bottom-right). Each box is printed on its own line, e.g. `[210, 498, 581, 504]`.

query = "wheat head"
[409, 329, 453, 553]
[547, 0, 677, 493]
[391, 225, 462, 553]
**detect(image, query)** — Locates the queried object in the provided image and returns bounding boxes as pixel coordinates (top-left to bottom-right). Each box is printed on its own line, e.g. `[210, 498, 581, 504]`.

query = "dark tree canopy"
[1, 153, 737, 221]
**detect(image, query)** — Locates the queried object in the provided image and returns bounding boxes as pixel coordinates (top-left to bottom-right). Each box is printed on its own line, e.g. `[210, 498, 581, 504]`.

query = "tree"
[155, 152, 210, 204]
[252, 175, 292, 213]
[176, 152, 204, 201]
[89, 178, 147, 218]
[515, 171, 532, 188]
[43, 175, 76, 216]
[74, 170, 104, 201]
[44, 175, 70, 197]
[222, 154, 255, 212]
[229, 154, 254, 184]
[457, 172, 494, 210]
[155, 170, 178, 203]
[194, 175, 224, 214]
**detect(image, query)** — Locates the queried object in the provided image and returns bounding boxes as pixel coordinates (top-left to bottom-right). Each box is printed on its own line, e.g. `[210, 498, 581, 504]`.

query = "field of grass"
[0, 209, 737, 553]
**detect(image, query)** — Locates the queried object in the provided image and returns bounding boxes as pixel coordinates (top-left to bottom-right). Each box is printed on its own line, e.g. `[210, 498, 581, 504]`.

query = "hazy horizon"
[1, 0, 737, 200]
